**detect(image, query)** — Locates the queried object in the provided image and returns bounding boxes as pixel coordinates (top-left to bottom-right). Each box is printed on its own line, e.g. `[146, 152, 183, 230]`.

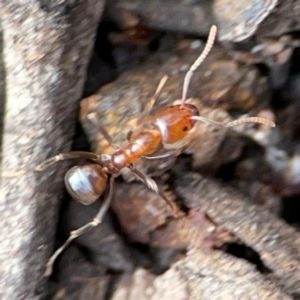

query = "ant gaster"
[36, 25, 275, 276]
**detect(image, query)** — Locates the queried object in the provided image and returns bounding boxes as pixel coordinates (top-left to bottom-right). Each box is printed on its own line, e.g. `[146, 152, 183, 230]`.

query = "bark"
[0, 1, 105, 299]
[176, 172, 300, 296]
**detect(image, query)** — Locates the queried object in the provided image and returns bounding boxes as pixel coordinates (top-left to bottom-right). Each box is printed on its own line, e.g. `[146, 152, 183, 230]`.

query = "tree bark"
[0, 1, 105, 299]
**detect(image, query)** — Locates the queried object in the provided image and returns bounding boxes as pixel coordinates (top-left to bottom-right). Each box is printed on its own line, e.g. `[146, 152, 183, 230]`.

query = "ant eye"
[182, 126, 188, 132]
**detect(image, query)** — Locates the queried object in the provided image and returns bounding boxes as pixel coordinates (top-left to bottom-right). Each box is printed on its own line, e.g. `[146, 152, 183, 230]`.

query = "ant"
[36, 25, 275, 276]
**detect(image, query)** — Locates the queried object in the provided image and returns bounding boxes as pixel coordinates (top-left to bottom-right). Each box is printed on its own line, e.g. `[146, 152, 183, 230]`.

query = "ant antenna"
[190, 115, 276, 128]
[181, 25, 217, 106]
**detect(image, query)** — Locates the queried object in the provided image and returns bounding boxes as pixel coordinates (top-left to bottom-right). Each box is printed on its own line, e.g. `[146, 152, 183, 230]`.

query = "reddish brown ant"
[36, 25, 275, 276]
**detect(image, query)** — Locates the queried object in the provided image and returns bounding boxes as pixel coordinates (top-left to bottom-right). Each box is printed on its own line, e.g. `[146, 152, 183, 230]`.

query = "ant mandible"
[36, 25, 275, 276]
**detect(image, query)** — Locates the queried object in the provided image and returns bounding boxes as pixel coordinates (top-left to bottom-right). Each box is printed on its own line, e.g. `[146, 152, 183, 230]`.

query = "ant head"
[152, 103, 200, 144]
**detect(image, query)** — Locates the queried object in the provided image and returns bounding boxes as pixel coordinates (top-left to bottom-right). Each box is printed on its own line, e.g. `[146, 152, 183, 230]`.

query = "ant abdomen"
[65, 164, 107, 205]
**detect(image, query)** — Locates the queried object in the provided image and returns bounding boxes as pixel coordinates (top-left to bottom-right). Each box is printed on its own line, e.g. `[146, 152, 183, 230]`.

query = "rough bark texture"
[107, 0, 213, 36]
[176, 172, 300, 296]
[214, 0, 300, 41]
[110, 253, 292, 300]
[108, 0, 300, 41]
[0, 1, 105, 299]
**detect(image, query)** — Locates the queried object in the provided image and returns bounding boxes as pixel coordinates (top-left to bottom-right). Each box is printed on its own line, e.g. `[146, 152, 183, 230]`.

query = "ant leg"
[44, 175, 114, 277]
[4, 151, 103, 176]
[111, 144, 121, 151]
[128, 165, 177, 212]
[126, 129, 133, 141]
[2, 169, 31, 177]
[143, 153, 172, 160]
[87, 112, 113, 146]
[126, 76, 168, 139]
[135, 75, 169, 129]
[128, 166, 159, 194]
[35, 151, 103, 171]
